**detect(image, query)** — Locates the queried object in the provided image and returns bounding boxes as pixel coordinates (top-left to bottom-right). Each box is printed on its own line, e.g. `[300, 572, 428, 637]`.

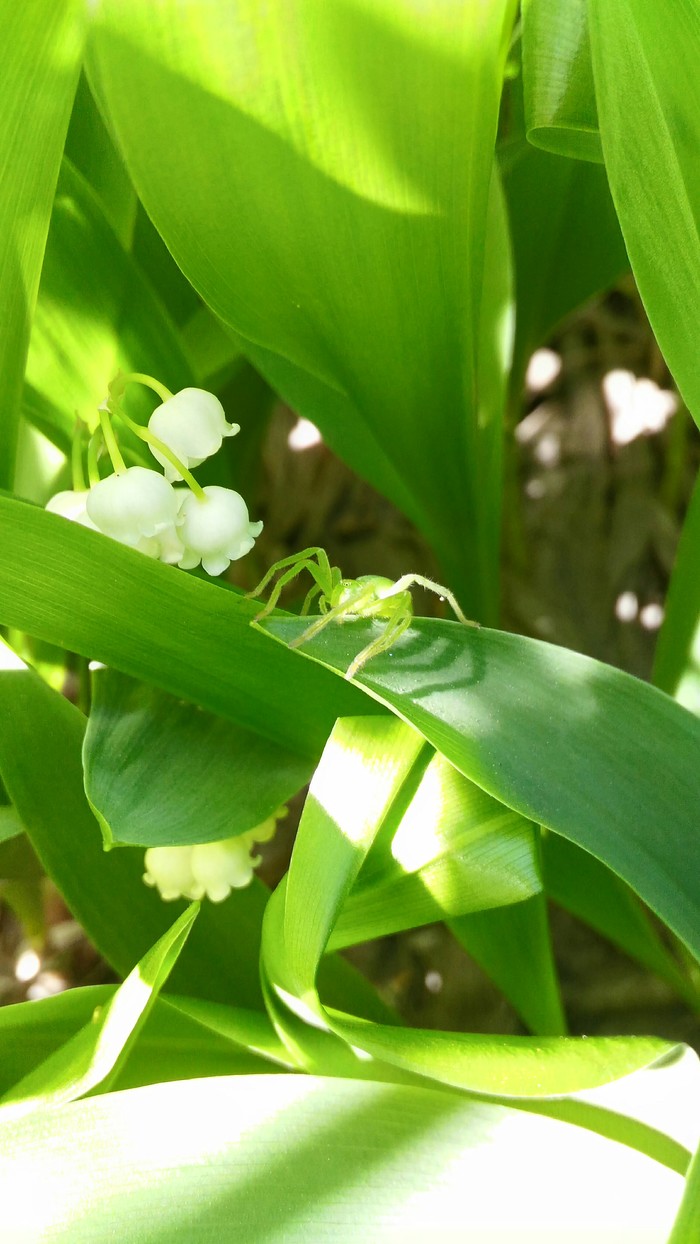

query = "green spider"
[247, 547, 476, 679]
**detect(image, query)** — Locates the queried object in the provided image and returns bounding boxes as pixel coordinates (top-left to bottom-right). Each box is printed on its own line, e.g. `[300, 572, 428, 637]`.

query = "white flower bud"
[148, 388, 240, 481]
[86, 467, 179, 548]
[45, 490, 98, 530]
[142, 809, 285, 903]
[177, 485, 263, 576]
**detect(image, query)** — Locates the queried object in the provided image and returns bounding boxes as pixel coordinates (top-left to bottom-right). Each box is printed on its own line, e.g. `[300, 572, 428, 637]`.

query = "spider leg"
[252, 559, 327, 620]
[346, 614, 412, 679]
[246, 547, 330, 601]
[301, 581, 324, 616]
[288, 582, 378, 648]
[389, 575, 478, 628]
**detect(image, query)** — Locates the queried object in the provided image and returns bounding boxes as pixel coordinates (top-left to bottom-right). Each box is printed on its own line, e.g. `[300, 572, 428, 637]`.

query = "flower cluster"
[45, 379, 262, 578]
[143, 808, 285, 903]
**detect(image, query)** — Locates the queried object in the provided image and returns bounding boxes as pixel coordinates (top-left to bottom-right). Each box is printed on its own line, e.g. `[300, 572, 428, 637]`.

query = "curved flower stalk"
[148, 388, 240, 481]
[177, 485, 264, 576]
[143, 808, 286, 903]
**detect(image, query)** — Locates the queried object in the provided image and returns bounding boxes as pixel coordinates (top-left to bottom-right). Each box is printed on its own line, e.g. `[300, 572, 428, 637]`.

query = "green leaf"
[653, 467, 700, 711]
[543, 833, 698, 1007]
[588, 0, 700, 429]
[265, 615, 700, 966]
[0, 904, 198, 1124]
[331, 748, 541, 949]
[64, 73, 137, 246]
[83, 669, 311, 848]
[264, 717, 677, 1104]
[0, 804, 23, 846]
[0, 987, 288, 1096]
[87, 0, 517, 616]
[450, 892, 567, 1036]
[669, 1134, 700, 1243]
[0, 496, 376, 758]
[521, 0, 601, 161]
[0, 645, 267, 1008]
[0, 1074, 686, 1241]
[0, 0, 85, 490]
[24, 158, 194, 456]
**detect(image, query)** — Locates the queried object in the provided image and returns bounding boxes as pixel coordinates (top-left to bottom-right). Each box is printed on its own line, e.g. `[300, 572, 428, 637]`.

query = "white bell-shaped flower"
[142, 808, 285, 903]
[45, 490, 98, 530]
[177, 485, 263, 576]
[86, 466, 179, 548]
[143, 846, 200, 902]
[148, 388, 240, 481]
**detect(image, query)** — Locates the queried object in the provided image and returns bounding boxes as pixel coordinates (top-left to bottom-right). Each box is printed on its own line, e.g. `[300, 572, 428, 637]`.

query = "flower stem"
[86, 431, 102, 487]
[110, 371, 174, 404]
[109, 399, 207, 501]
[99, 408, 126, 474]
[71, 419, 87, 492]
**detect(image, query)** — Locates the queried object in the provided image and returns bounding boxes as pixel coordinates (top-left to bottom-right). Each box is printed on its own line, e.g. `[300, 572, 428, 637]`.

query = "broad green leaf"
[265, 615, 700, 966]
[83, 669, 312, 848]
[0, 905, 198, 1124]
[653, 467, 700, 712]
[0, 0, 85, 490]
[521, 0, 601, 160]
[669, 1134, 700, 1243]
[502, 141, 628, 375]
[65, 73, 137, 246]
[0, 645, 267, 1008]
[88, 0, 517, 617]
[0, 496, 375, 758]
[0, 987, 288, 1096]
[264, 717, 677, 1104]
[24, 158, 193, 456]
[0, 1075, 685, 1242]
[450, 892, 567, 1036]
[330, 748, 541, 948]
[0, 804, 23, 845]
[543, 833, 699, 1008]
[0, 638, 389, 1027]
[588, 0, 700, 428]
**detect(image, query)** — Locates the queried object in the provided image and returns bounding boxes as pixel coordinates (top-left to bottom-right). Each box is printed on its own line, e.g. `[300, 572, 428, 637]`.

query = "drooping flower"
[148, 388, 240, 481]
[45, 490, 98, 530]
[86, 466, 179, 549]
[177, 485, 263, 576]
[143, 808, 286, 903]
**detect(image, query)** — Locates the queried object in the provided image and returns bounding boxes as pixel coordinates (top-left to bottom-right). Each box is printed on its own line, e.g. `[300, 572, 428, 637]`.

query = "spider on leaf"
[247, 546, 477, 679]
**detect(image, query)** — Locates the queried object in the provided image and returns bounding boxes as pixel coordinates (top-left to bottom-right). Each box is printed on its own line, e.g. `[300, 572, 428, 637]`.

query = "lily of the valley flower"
[177, 485, 263, 576]
[148, 388, 240, 481]
[45, 490, 97, 530]
[86, 466, 179, 549]
[143, 809, 286, 903]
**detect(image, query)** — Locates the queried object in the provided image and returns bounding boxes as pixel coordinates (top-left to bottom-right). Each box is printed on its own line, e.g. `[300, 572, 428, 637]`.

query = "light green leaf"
[0, 1075, 685, 1242]
[521, 0, 601, 160]
[83, 668, 312, 848]
[64, 73, 137, 246]
[0, 0, 85, 490]
[0, 496, 376, 758]
[669, 1133, 700, 1243]
[0, 987, 288, 1096]
[0, 904, 198, 1124]
[450, 892, 567, 1036]
[588, 0, 700, 428]
[88, 0, 517, 616]
[263, 717, 677, 1104]
[265, 615, 700, 968]
[331, 748, 541, 948]
[0, 804, 24, 846]
[24, 158, 194, 456]
[653, 467, 700, 712]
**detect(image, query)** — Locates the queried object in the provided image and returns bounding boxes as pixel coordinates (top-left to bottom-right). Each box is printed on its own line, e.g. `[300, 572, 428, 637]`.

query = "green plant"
[1, 0, 700, 1238]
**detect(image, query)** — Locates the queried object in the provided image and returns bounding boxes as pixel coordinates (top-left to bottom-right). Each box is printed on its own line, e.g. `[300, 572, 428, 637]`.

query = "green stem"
[71, 420, 86, 492]
[99, 408, 126, 474]
[87, 432, 102, 487]
[110, 398, 206, 501]
[110, 371, 174, 404]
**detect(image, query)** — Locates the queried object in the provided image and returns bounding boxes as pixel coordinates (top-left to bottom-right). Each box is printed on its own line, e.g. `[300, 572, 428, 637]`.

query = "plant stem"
[99, 408, 126, 474]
